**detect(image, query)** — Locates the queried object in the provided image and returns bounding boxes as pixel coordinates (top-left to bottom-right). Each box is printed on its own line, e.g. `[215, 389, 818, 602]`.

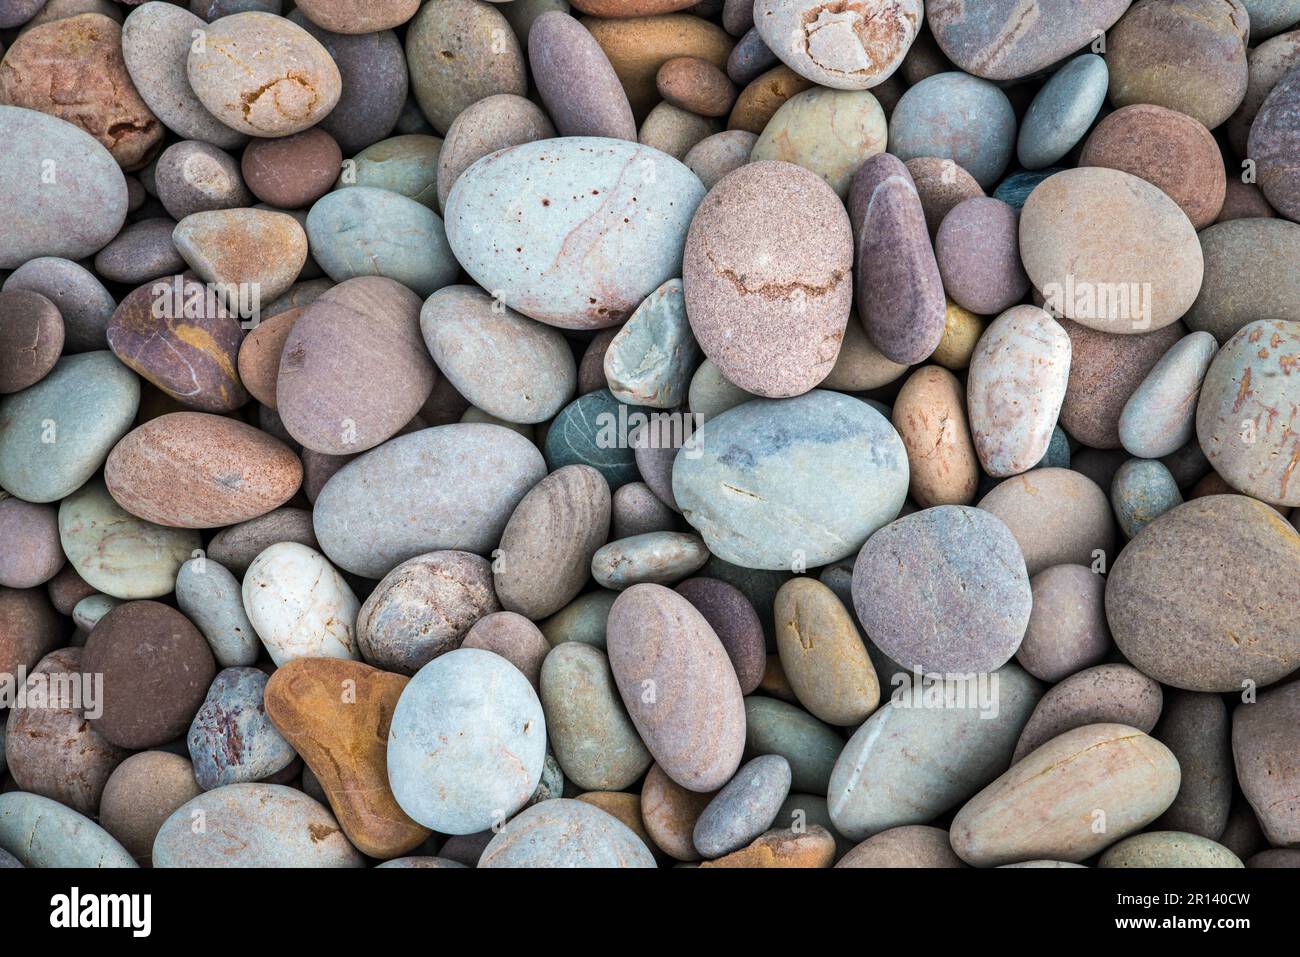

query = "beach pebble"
[849, 154, 946, 365]
[1013, 664, 1163, 762]
[1249, 58, 1300, 221]
[1106, 495, 1300, 691]
[462, 612, 550, 689]
[0, 792, 136, 868]
[977, 468, 1116, 576]
[1017, 565, 1110, 683]
[0, 106, 128, 269]
[967, 306, 1071, 478]
[906, 157, 984, 238]
[530, 11, 636, 140]
[750, 88, 886, 198]
[673, 577, 765, 694]
[436, 94, 555, 210]
[0, 497, 62, 588]
[104, 412, 302, 528]
[1106, 0, 1248, 131]
[1196, 320, 1300, 506]
[935, 198, 1028, 316]
[242, 129, 341, 209]
[187, 667, 295, 789]
[1111, 458, 1183, 538]
[405, 0, 526, 134]
[1119, 332, 1218, 458]
[153, 784, 362, 868]
[837, 826, 966, 868]
[1022, 168, 1203, 335]
[606, 584, 745, 792]
[264, 657, 430, 858]
[207, 507, 318, 577]
[658, 56, 735, 117]
[1232, 681, 1300, 846]
[591, 532, 709, 589]
[752, 0, 920, 90]
[1099, 832, 1243, 868]
[1017, 54, 1108, 170]
[345, 134, 441, 208]
[356, 551, 499, 675]
[186, 12, 342, 137]
[888, 73, 1016, 190]
[175, 557, 260, 667]
[58, 478, 200, 599]
[242, 541, 360, 665]
[480, 798, 656, 868]
[388, 648, 547, 834]
[951, 724, 1181, 866]
[1155, 690, 1232, 839]
[98, 752, 203, 865]
[1183, 220, 1300, 344]
[154, 141, 251, 219]
[927, 0, 1131, 80]
[774, 577, 878, 726]
[891, 366, 978, 507]
[604, 279, 699, 409]
[1079, 104, 1226, 231]
[84, 600, 216, 750]
[673, 390, 908, 569]
[0, 289, 63, 393]
[745, 696, 845, 794]
[2, 258, 115, 353]
[693, 755, 790, 858]
[540, 642, 652, 791]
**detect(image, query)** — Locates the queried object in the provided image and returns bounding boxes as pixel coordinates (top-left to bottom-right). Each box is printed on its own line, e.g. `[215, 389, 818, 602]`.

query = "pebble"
[346, 134, 441, 208]
[0, 792, 136, 868]
[673, 390, 908, 569]
[1111, 458, 1183, 538]
[447, 137, 705, 329]
[1183, 220, 1300, 343]
[1099, 832, 1243, 869]
[207, 507, 318, 576]
[1017, 54, 1108, 170]
[0, 497, 63, 587]
[153, 784, 362, 867]
[967, 306, 1071, 478]
[1248, 53, 1300, 221]
[906, 157, 984, 238]
[612, 482, 677, 538]
[977, 468, 1115, 576]
[700, 824, 836, 867]
[1012, 664, 1163, 763]
[0, 105, 128, 269]
[951, 724, 1180, 866]
[186, 12, 342, 137]
[530, 11, 636, 141]
[0, 289, 63, 394]
[692, 754, 790, 858]
[774, 577, 878, 727]
[480, 798, 655, 868]
[387, 648, 547, 834]
[495, 464, 611, 619]
[1106, 495, 1300, 691]
[154, 141, 251, 219]
[187, 666, 295, 789]
[726, 27, 779, 86]
[462, 612, 550, 689]
[849, 154, 946, 365]
[84, 600, 216, 750]
[1021, 168, 1203, 334]
[1106, 0, 1248, 131]
[674, 577, 765, 694]
[891, 365, 978, 507]
[752, 0, 920, 90]
[242, 541, 359, 665]
[98, 752, 203, 865]
[104, 412, 302, 528]
[591, 531, 709, 589]
[935, 198, 1029, 316]
[606, 584, 745, 792]
[264, 658, 430, 858]
[658, 56, 735, 117]
[540, 642, 652, 791]
[1155, 690, 1232, 839]
[2, 258, 115, 352]
[1197, 320, 1300, 505]
[242, 129, 341, 209]
[1232, 681, 1300, 846]
[405, 0, 526, 134]
[356, 550, 498, 674]
[829, 663, 1040, 841]
[927, 0, 1131, 81]
[313, 423, 545, 578]
[58, 478, 200, 599]
[744, 696, 841, 793]
[175, 557, 260, 667]
[1017, 565, 1111, 683]
[603, 279, 699, 409]
[888, 73, 1016, 190]
[1119, 331, 1218, 458]
[750, 88, 886, 199]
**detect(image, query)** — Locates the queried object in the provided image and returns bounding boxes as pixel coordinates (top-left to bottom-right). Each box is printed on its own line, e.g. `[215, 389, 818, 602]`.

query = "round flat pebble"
[206, 507, 318, 577]
[673, 390, 908, 569]
[174, 208, 308, 304]
[0, 498, 63, 588]
[752, 0, 921, 90]
[98, 752, 203, 865]
[388, 648, 547, 835]
[658, 56, 735, 117]
[1013, 664, 1163, 762]
[84, 600, 216, 750]
[888, 72, 1016, 190]
[750, 87, 886, 198]
[1184, 220, 1300, 344]
[242, 129, 342, 209]
[852, 506, 1031, 674]
[977, 468, 1115, 576]
[346, 134, 441, 208]
[1107, 495, 1300, 692]
[936, 198, 1029, 316]
[905, 157, 984, 238]
[2, 258, 115, 353]
[1249, 55, 1300, 221]
[154, 141, 251, 219]
[1111, 458, 1183, 538]
[1023, 168, 1203, 335]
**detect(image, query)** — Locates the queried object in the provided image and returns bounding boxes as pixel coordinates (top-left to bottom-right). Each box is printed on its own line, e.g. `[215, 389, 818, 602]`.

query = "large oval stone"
[313, 423, 547, 578]
[445, 137, 706, 329]
[1105, 495, 1300, 692]
[673, 390, 908, 569]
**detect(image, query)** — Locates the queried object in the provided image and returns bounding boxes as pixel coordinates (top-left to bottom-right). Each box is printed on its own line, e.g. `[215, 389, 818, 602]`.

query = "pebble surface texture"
[1, 0, 1299, 878]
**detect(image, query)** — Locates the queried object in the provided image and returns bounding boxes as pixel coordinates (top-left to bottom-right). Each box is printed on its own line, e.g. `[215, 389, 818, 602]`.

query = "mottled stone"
[187, 667, 294, 789]
[752, 0, 920, 90]
[1184, 220, 1300, 345]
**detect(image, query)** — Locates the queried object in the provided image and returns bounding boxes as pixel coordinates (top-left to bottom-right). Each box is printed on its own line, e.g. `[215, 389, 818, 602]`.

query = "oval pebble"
[1013, 664, 1163, 763]
[530, 11, 636, 140]
[1100, 831, 1243, 868]
[1250, 59, 1300, 221]
[591, 532, 709, 589]
[1111, 458, 1183, 538]
[1017, 53, 1108, 170]
[175, 557, 260, 667]
[1183, 219, 1300, 344]
[1016, 564, 1111, 683]
[977, 468, 1115, 576]
[693, 754, 790, 858]
[1232, 680, 1300, 846]
[1118, 331, 1218, 459]
[888, 72, 1015, 190]
[0, 792, 135, 869]
[752, 0, 920, 90]
[935, 197, 1029, 316]
[749, 87, 886, 198]
[242, 541, 360, 665]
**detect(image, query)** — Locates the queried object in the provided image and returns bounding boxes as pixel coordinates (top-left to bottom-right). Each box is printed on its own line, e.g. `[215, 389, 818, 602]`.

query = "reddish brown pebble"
[461, 611, 551, 690]
[905, 157, 985, 238]
[0, 288, 63, 393]
[236, 307, 301, 409]
[241, 129, 343, 209]
[699, 825, 836, 867]
[0, 585, 64, 685]
[639, 761, 715, 861]
[837, 825, 965, 867]
[657, 56, 737, 117]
